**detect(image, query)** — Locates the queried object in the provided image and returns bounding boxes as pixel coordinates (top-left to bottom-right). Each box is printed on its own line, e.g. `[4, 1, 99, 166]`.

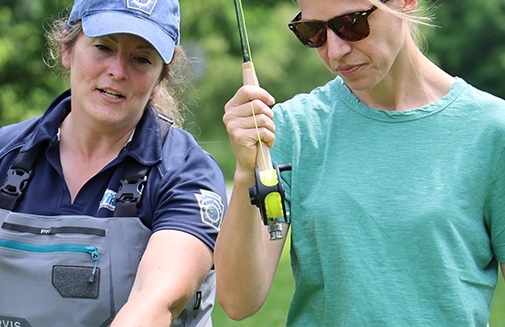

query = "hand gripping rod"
[233, 0, 292, 240]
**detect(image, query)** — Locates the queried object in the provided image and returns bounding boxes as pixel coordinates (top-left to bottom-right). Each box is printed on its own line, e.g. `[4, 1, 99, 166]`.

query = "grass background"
[212, 238, 505, 326]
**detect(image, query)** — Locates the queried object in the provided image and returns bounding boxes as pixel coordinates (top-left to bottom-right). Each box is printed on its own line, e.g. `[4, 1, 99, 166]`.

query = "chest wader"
[0, 117, 215, 327]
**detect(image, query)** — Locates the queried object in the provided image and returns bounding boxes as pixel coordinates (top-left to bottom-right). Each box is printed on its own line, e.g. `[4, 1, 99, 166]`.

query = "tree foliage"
[1, 0, 504, 180]
[0, 0, 72, 123]
[423, 0, 505, 98]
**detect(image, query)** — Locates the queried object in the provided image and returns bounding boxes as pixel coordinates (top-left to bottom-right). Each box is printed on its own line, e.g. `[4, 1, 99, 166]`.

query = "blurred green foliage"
[1, 0, 505, 179]
[1, 0, 504, 325]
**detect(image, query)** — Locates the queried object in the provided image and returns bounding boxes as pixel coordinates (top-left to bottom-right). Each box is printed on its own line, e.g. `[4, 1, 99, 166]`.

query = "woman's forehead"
[297, 0, 373, 19]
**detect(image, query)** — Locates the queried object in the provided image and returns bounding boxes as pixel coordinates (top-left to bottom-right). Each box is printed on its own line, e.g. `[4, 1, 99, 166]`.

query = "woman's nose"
[107, 53, 129, 80]
[325, 27, 353, 59]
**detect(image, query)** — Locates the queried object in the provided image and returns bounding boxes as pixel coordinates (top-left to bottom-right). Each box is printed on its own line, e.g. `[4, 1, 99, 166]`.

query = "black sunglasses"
[288, 0, 388, 47]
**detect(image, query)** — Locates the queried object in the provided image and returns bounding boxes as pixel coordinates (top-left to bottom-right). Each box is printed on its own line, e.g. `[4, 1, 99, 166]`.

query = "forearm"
[111, 230, 213, 327]
[111, 285, 184, 327]
[215, 170, 286, 320]
[501, 263, 505, 280]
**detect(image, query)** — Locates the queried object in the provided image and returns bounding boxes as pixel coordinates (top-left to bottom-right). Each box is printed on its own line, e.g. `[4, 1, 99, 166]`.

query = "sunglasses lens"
[292, 22, 327, 48]
[332, 13, 370, 42]
[289, 7, 375, 47]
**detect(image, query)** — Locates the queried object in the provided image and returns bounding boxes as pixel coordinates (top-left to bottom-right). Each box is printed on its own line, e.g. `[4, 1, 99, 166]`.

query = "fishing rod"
[233, 0, 292, 240]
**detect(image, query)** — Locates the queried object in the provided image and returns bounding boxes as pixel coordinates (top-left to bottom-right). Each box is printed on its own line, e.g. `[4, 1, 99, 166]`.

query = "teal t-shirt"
[271, 77, 505, 326]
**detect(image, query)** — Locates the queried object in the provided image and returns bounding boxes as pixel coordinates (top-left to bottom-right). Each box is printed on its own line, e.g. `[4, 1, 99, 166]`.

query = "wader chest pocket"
[0, 238, 102, 299]
[0, 212, 123, 327]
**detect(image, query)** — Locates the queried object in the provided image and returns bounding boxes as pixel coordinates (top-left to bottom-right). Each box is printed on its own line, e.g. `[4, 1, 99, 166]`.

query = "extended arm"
[215, 85, 287, 320]
[111, 230, 213, 326]
[502, 263, 505, 280]
[215, 170, 288, 320]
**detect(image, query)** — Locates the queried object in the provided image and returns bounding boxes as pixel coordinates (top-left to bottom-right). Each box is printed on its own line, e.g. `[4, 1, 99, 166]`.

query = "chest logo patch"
[99, 189, 116, 211]
[195, 190, 224, 231]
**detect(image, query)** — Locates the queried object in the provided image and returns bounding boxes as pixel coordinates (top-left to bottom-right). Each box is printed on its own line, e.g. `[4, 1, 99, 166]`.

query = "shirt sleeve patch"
[195, 190, 224, 231]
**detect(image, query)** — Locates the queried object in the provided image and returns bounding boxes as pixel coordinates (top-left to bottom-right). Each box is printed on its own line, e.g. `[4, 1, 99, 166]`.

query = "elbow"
[217, 294, 263, 321]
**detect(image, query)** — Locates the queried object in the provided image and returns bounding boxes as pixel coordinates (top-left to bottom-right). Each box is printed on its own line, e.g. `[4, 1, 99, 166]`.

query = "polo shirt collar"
[23, 89, 165, 167]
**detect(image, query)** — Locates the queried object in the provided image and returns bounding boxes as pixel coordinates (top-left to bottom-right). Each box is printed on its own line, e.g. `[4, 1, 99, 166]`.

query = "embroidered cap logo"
[127, 0, 158, 15]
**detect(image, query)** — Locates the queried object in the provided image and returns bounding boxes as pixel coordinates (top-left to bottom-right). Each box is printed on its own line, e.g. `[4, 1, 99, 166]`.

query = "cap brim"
[82, 12, 176, 63]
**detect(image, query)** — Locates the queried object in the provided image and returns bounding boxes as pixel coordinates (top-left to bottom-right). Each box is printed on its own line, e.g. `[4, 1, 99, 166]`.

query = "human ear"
[165, 63, 172, 76]
[61, 46, 71, 69]
[403, 0, 418, 13]
[158, 63, 172, 84]
[61, 31, 71, 69]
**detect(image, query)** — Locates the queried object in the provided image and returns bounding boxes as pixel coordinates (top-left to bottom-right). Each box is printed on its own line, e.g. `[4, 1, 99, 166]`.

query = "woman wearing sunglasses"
[215, 0, 505, 325]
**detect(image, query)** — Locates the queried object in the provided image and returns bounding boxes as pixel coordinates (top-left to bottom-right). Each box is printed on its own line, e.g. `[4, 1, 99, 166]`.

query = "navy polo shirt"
[0, 90, 227, 250]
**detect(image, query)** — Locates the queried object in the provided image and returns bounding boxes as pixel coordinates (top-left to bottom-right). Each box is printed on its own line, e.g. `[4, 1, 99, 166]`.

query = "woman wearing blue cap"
[0, 0, 226, 326]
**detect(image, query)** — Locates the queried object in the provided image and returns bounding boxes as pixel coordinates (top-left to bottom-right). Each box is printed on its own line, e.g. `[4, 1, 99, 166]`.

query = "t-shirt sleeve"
[147, 131, 227, 251]
[485, 147, 505, 263]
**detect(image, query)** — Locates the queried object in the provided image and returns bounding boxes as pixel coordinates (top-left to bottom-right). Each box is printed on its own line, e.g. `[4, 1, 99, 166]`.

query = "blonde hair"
[368, 0, 436, 47]
[44, 14, 189, 126]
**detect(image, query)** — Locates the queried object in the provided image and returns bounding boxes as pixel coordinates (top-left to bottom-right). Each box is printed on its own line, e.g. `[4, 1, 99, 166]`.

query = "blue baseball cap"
[68, 0, 180, 63]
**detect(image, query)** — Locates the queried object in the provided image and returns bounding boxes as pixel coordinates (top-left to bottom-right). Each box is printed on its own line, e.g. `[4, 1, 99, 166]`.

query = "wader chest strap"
[0, 142, 47, 210]
[0, 114, 172, 215]
[114, 114, 172, 217]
